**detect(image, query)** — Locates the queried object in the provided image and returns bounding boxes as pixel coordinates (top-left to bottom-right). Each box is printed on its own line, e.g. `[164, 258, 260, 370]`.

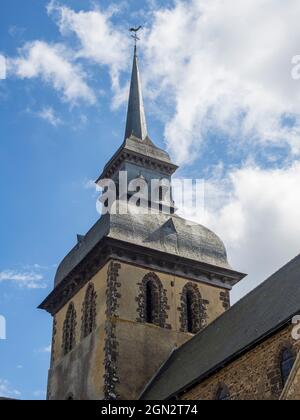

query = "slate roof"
[123, 135, 175, 166]
[140, 253, 300, 400]
[124, 46, 148, 141]
[54, 203, 234, 287]
[98, 134, 176, 182]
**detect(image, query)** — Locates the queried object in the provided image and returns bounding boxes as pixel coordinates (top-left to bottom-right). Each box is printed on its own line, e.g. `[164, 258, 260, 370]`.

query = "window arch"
[136, 273, 170, 329]
[81, 283, 97, 339]
[280, 347, 296, 386]
[62, 302, 77, 355]
[179, 283, 207, 334]
[215, 384, 230, 401]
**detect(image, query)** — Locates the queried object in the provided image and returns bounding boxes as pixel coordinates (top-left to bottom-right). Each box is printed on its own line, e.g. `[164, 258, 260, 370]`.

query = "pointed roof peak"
[124, 45, 148, 141]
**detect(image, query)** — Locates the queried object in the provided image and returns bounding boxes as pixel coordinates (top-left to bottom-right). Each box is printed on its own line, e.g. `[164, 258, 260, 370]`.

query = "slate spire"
[124, 45, 148, 141]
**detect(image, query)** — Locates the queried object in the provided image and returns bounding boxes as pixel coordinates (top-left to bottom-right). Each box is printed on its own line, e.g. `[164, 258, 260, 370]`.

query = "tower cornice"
[39, 236, 246, 316]
[96, 136, 178, 183]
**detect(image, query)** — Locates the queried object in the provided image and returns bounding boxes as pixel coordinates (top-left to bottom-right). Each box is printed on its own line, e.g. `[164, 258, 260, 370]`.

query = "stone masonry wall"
[181, 324, 300, 400]
[48, 258, 230, 400]
[107, 262, 229, 400]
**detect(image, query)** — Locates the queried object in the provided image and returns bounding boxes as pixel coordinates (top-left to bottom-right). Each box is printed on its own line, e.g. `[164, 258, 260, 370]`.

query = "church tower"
[39, 44, 245, 400]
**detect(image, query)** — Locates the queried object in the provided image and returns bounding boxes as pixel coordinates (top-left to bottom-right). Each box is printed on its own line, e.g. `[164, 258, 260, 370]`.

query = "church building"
[39, 44, 300, 401]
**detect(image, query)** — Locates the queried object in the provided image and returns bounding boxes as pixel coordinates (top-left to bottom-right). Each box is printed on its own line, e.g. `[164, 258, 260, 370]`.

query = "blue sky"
[1, 0, 300, 399]
[0, 0, 135, 400]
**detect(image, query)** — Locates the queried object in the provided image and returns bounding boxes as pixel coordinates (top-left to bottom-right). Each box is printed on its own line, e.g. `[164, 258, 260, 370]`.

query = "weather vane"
[129, 26, 142, 47]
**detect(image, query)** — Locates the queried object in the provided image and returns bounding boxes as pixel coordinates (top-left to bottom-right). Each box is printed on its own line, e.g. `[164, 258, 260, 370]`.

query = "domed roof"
[54, 204, 231, 287]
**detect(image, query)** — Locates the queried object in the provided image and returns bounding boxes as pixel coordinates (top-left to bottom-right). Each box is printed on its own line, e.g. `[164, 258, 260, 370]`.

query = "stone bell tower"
[39, 43, 245, 400]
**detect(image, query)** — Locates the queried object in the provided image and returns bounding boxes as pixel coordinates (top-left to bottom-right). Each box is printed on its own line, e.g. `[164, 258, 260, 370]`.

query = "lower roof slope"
[141, 253, 300, 400]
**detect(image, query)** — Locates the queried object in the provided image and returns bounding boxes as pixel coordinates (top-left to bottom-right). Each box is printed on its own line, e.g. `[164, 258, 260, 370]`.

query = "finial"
[129, 26, 143, 49]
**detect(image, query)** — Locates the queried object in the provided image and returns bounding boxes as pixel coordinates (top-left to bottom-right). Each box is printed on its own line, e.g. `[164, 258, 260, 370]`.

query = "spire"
[124, 45, 148, 141]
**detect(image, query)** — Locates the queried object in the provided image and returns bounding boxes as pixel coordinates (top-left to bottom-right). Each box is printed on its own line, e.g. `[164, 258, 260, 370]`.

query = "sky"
[1, 0, 300, 400]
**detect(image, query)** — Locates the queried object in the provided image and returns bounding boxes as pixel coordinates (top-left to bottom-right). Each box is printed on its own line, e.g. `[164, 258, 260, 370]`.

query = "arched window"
[144, 276, 161, 325]
[186, 289, 194, 333]
[62, 303, 76, 355]
[280, 347, 296, 386]
[136, 273, 169, 329]
[179, 283, 207, 334]
[81, 283, 97, 339]
[216, 385, 230, 401]
[146, 280, 155, 324]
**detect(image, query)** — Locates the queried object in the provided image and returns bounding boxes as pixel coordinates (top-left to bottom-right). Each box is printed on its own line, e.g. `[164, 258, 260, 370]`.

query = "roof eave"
[96, 146, 178, 183]
[38, 235, 245, 315]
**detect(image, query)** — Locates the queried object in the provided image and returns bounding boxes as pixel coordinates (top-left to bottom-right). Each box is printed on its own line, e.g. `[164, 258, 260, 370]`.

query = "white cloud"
[9, 41, 95, 104]
[37, 107, 62, 126]
[6, 2, 129, 107]
[0, 379, 21, 399]
[6, 0, 300, 148]
[83, 179, 97, 190]
[0, 269, 46, 289]
[142, 0, 300, 164]
[8, 26, 26, 38]
[42, 0, 300, 162]
[47, 1, 130, 108]
[177, 161, 300, 301]
[32, 264, 47, 270]
[0, 54, 6, 80]
[36, 345, 51, 353]
[33, 390, 46, 398]
[83, 179, 101, 201]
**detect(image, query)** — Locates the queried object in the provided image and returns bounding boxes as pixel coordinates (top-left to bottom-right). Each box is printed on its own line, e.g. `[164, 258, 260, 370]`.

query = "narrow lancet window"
[280, 347, 296, 386]
[62, 303, 76, 355]
[81, 283, 97, 339]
